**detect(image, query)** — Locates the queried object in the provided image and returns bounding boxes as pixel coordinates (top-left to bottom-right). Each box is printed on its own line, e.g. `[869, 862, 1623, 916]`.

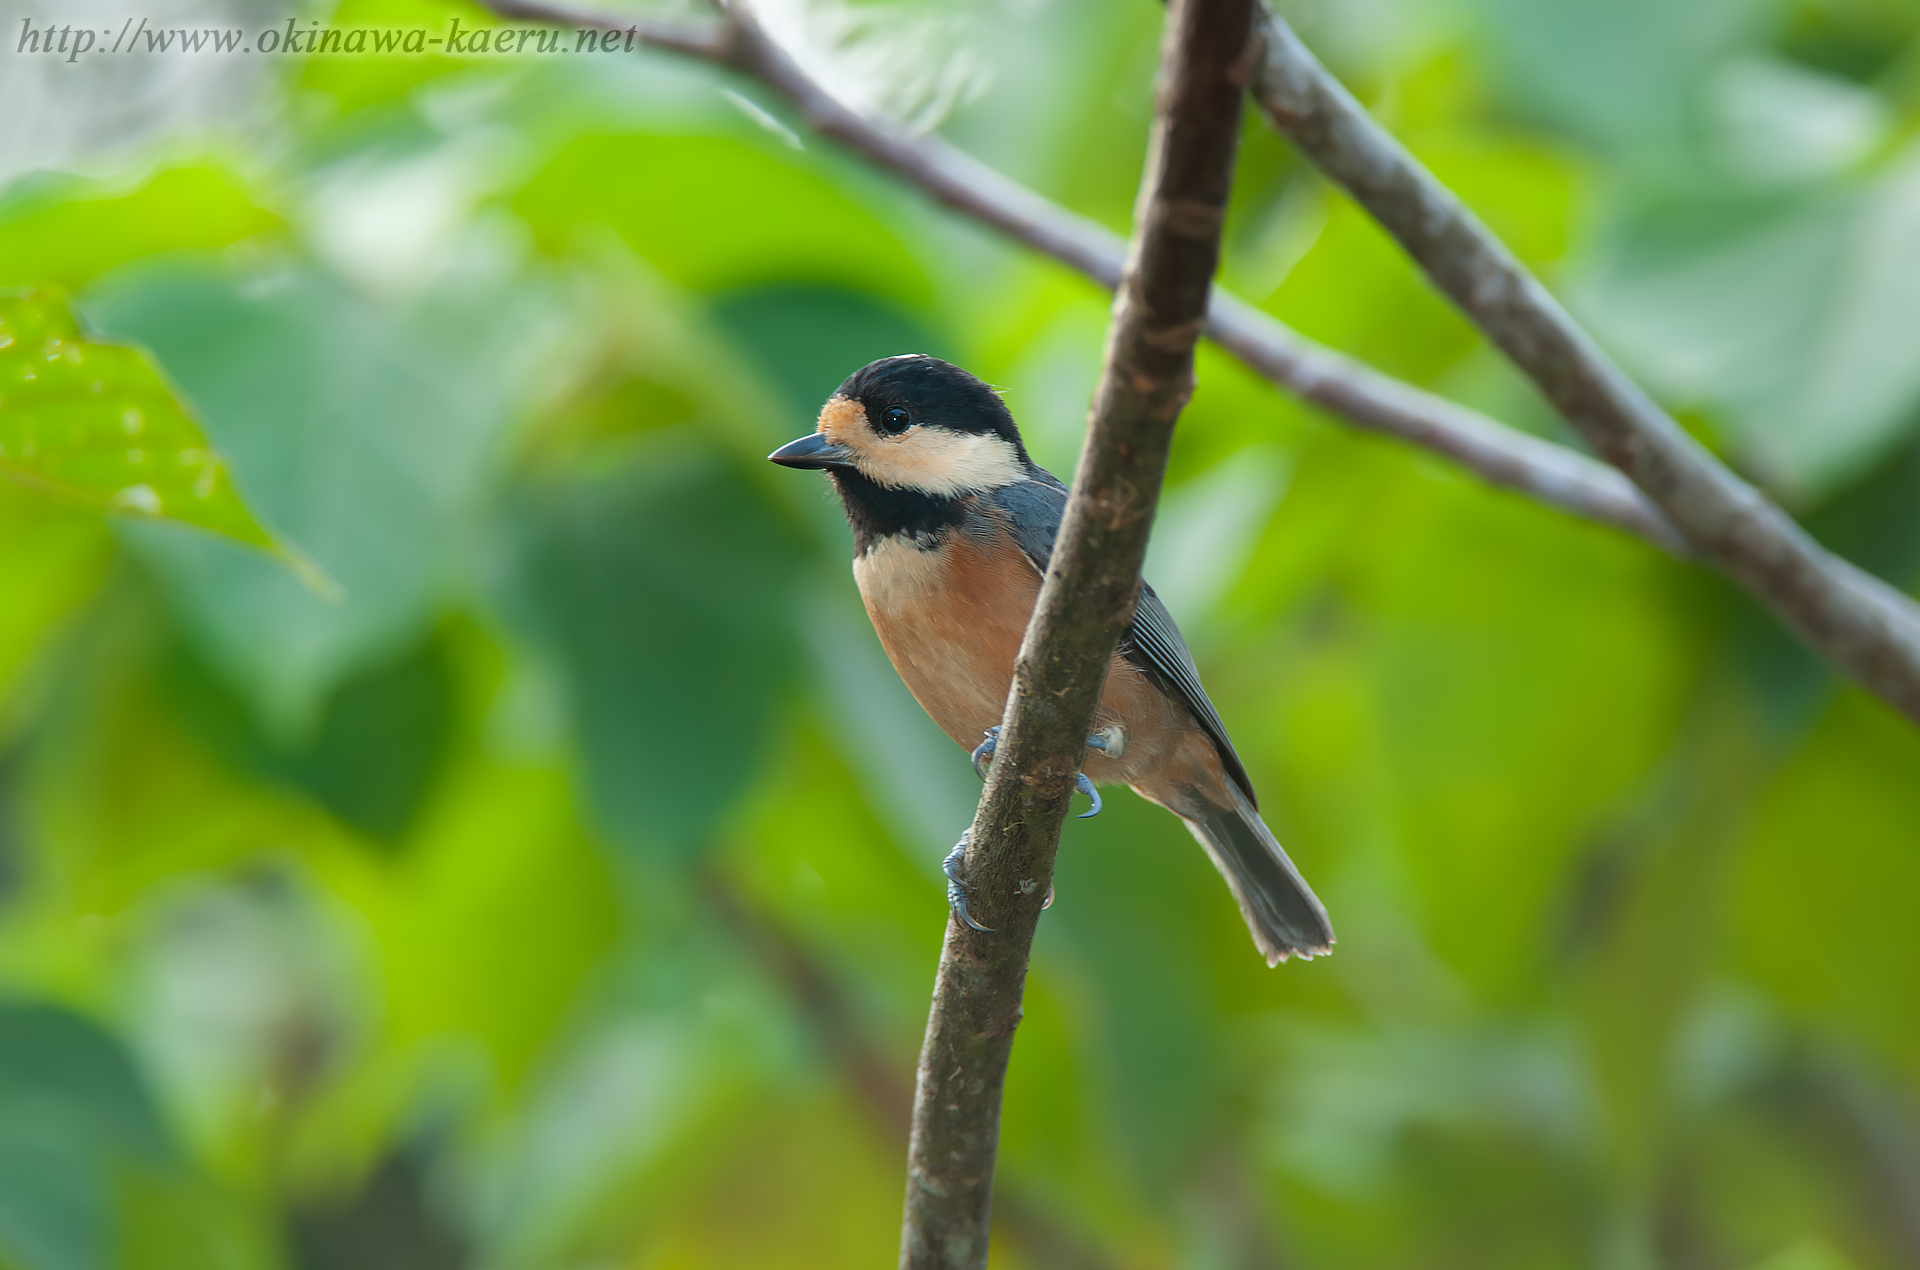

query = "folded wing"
[983, 474, 1257, 805]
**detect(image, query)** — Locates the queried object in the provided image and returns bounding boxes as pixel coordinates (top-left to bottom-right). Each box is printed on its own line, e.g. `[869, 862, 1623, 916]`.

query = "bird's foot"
[943, 832, 992, 932]
[1075, 726, 1124, 819]
[1074, 771, 1102, 818]
[970, 727, 1001, 781]
[971, 726, 1109, 819]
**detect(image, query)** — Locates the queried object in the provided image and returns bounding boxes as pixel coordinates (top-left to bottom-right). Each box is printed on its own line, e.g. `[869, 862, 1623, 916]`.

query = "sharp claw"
[1042, 883, 1054, 910]
[943, 834, 993, 932]
[971, 727, 1001, 782]
[953, 898, 993, 932]
[976, 728, 1100, 817]
[1075, 772, 1102, 818]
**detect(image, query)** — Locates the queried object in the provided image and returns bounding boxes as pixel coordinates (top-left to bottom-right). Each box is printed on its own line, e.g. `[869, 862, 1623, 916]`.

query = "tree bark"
[896, 1, 1253, 1264]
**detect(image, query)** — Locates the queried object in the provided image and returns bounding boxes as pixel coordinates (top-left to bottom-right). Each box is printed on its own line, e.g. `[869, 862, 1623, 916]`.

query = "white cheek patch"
[859, 429, 1025, 496]
[813, 393, 1026, 495]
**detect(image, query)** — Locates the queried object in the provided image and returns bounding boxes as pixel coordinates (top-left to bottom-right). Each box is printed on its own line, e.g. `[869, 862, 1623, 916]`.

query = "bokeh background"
[3, 0, 1920, 1266]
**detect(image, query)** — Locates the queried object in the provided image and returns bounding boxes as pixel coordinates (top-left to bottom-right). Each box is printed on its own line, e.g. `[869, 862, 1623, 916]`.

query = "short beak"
[768, 432, 853, 470]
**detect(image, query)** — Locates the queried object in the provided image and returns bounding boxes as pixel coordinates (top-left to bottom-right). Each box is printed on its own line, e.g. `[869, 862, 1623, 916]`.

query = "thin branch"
[475, 0, 1685, 554]
[698, 869, 1120, 1270]
[1248, 3, 1920, 722]
[900, 1, 1252, 1264]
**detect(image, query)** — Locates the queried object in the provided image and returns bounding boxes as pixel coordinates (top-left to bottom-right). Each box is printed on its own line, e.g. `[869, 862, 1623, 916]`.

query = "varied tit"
[770, 354, 1332, 966]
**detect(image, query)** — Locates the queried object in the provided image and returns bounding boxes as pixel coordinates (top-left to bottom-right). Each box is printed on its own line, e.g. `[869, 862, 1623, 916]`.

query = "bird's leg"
[972, 724, 1119, 820]
[970, 727, 1001, 781]
[1074, 772, 1103, 818]
[955, 720, 1096, 924]
[1076, 725, 1127, 819]
[943, 831, 993, 932]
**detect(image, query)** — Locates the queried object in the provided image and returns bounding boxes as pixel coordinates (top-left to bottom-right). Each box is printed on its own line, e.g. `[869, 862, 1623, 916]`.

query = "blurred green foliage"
[0, 289, 275, 550]
[0, 0, 1918, 1267]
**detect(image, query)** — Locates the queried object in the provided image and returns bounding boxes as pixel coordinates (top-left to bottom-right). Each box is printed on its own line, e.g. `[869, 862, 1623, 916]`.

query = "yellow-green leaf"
[0, 164, 282, 291]
[0, 285, 276, 550]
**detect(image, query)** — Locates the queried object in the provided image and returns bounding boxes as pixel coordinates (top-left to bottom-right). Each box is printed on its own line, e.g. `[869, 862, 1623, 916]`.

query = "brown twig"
[898, 1, 1251, 1264]
[476, 0, 1684, 554]
[1247, 3, 1920, 721]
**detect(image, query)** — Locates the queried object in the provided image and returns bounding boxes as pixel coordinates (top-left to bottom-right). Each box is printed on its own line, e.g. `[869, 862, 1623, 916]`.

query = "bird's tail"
[1179, 781, 1333, 966]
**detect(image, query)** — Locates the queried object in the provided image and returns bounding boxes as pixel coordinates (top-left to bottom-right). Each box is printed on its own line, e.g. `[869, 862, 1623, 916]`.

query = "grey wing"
[985, 475, 1258, 807]
[1126, 585, 1257, 806]
[988, 473, 1068, 570]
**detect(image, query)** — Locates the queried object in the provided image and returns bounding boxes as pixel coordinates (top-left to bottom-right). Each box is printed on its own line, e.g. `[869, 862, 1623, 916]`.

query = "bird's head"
[767, 354, 1030, 497]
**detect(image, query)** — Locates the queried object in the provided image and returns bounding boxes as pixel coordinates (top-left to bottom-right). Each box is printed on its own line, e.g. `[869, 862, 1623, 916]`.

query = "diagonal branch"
[1247, 3, 1920, 722]
[477, 0, 1685, 554]
[490, 0, 1920, 720]
[898, 1, 1251, 1264]
[699, 868, 1121, 1270]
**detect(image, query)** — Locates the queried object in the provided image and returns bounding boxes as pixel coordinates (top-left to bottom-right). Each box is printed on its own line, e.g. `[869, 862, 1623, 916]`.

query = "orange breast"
[853, 530, 1039, 750]
[853, 524, 1236, 813]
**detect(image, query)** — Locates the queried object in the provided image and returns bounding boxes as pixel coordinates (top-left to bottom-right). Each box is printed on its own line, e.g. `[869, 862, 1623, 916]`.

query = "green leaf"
[0, 485, 113, 709]
[1471, 0, 1764, 159]
[0, 1005, 171, 1162]
[507, 437, 805, 862]
[376, 759, 622, 1092]
[513, 133, 932, 306]
[0, 1110, 105, 1270]
[708, 285, 949, 423]
[0, 167, 281, 292]
[296, 0, 515, 119]
[0, 1003, 176, 1270]
[1580, 173, 1920, 497]
[164, 634, 455, 846]
[1734, 691, 1920, 1065]
[82, 261, 525, 735]
[0, 288, 276, 551]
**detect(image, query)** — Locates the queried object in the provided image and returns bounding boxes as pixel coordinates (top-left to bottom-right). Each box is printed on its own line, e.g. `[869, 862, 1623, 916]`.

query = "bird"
[768, 354, 1332, 965]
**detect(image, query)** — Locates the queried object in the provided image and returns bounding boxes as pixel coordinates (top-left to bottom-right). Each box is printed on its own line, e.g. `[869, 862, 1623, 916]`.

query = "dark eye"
[878, 405, 912, 435]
